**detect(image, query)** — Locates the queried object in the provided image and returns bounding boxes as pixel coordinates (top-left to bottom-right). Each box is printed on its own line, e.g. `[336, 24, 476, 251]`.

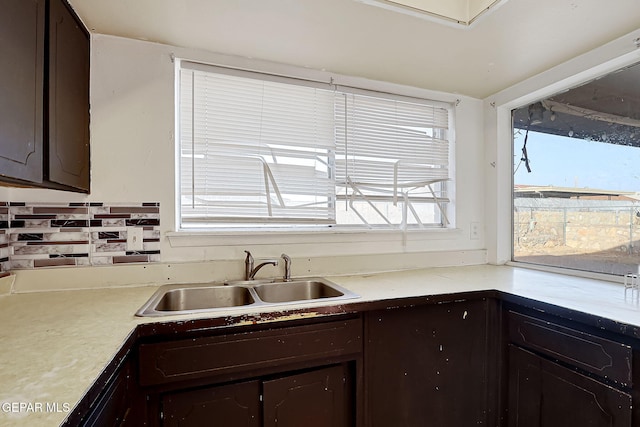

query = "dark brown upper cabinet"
[47, 0, 90, 191]
[0, 0, 90, 193]
[0, 0, 45, 183]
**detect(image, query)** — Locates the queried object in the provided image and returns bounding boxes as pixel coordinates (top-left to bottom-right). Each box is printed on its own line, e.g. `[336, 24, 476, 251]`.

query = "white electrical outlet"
[126, 227, 144, 251]
[470, 221, 480, 240]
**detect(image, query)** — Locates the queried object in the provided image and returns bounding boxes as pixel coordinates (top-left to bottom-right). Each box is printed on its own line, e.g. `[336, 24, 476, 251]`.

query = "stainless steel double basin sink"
[135, 278, 359, 317]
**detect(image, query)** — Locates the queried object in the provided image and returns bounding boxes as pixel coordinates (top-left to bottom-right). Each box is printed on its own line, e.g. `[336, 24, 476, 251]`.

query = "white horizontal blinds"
[335, 92, 450, 190]
[179, 66, 336, 224]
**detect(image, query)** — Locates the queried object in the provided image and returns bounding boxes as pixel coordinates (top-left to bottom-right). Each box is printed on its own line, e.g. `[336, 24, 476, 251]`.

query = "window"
[178, 61, 452, 230]
[512, 61, 640, 277]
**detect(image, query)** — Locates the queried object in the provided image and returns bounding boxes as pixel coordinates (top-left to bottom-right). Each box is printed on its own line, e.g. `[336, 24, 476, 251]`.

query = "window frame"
[175, 59, 456, 233]
[494, 38, 640, 282]
[510, 94, 640, 278]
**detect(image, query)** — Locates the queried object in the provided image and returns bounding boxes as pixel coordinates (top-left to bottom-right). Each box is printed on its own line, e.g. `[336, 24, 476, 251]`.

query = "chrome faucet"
[244, 250, 278, 280]
[281, 253, 292, 281]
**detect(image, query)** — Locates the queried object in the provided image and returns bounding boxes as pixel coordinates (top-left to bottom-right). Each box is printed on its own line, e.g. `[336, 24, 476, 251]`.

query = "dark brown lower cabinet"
[74, 356, 141, 427]
[137, 317, 362, 427]
[163, 380, 261, 427]
[70, 294, 640, 427]
[365, 298, 496, 426]
[263, 364, 351, 427]
[508, 345, 632, 427]
[161, 364, 352, 427]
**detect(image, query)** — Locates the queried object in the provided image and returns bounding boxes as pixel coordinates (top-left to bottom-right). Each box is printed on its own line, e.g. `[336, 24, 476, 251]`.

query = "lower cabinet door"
[80, 359, 132, 427]
[508, 345, 632, 427]
[263, 365, 352, 427]
[162, 380, 261, 427]
[365, 301, 491, 426]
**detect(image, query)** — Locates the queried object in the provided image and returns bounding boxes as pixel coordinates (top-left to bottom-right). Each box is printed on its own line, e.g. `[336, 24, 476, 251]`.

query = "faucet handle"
[244, 250, 254, 281]
[281, 253, 292, 281]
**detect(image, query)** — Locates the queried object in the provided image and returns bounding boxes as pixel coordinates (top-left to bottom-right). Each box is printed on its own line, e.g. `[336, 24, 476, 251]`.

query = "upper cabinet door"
[48, 0, 90, 192]
[0, 0, 44, 183]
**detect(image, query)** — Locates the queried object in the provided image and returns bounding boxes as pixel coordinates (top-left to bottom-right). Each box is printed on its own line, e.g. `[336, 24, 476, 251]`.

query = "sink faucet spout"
[248, 259, 279, 280]
[245, 250, 279, 280]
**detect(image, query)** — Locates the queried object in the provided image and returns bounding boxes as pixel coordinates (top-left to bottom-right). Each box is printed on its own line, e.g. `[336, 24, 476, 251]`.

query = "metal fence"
[514, 199, 640, 255]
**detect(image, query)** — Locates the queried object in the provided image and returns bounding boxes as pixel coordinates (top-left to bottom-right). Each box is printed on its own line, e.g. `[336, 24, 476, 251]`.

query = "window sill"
[167, 227, 463, 248]
[506, 260, 624, 284]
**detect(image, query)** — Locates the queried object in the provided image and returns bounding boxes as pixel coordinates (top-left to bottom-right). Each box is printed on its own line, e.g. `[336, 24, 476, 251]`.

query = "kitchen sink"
[154, 285, 255, 312]
[253, 279, 346, 303]
[135, 278, 358, 317]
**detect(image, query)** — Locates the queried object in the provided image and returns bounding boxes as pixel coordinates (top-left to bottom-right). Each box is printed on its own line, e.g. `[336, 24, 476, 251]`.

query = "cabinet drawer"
[508, 311, 632, 386]
[138, 318, 362, 386]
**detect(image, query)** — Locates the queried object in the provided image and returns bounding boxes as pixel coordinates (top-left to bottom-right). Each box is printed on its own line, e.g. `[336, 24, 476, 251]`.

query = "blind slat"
[180, 68, 336, 222]
[179, 65, 452, 227]
[335, 92, 449, 185]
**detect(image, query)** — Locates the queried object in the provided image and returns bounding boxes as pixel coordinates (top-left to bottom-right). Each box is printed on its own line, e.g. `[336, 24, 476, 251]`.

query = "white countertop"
[0, 264, 638, 426]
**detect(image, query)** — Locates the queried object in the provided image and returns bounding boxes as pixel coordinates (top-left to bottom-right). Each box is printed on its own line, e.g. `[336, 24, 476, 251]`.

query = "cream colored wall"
[1, 34, 489, 290]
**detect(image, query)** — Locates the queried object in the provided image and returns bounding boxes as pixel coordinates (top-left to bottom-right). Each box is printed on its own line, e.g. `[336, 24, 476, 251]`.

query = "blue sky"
[513, 131, 640, 193]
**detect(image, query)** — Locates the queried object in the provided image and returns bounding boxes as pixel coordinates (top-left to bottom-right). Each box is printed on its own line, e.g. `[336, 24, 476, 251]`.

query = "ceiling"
[67, 0, 640, 99]
[356, 0, 509, 25]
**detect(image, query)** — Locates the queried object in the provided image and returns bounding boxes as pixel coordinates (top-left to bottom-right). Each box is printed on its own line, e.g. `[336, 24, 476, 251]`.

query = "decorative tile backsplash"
[0, 202, 160, 272]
